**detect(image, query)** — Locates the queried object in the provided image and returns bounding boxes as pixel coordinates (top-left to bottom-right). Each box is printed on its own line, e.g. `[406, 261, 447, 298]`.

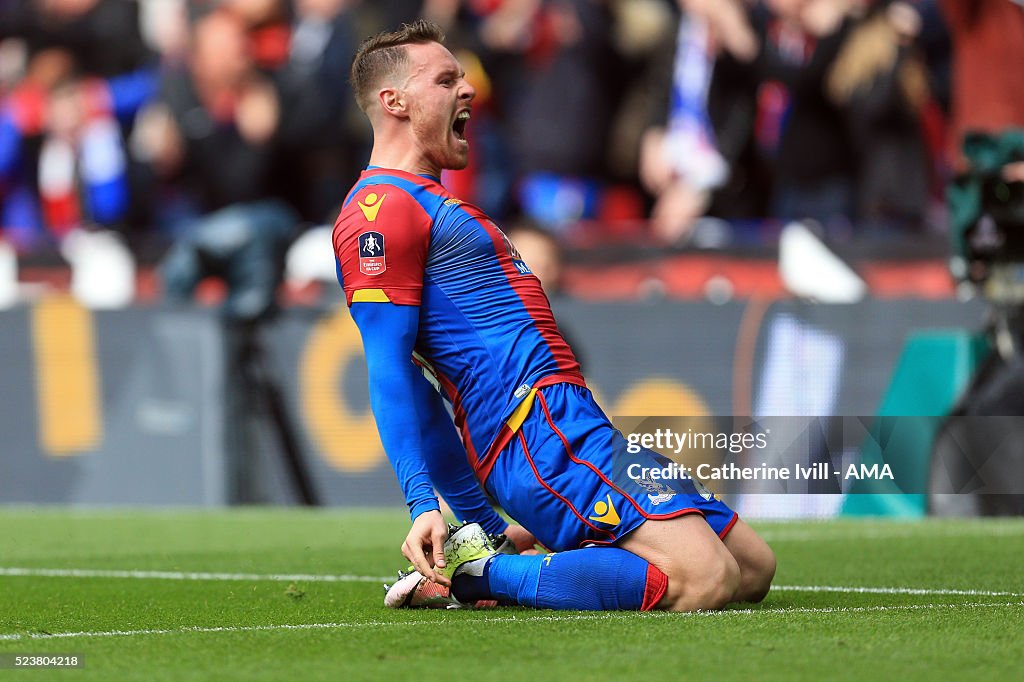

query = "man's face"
[400, 42, 476, 172]
[192, 12, 251, 89]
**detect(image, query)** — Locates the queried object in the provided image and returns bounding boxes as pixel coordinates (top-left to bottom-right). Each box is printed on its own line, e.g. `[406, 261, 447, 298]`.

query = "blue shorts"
[484, 382, 738, 551]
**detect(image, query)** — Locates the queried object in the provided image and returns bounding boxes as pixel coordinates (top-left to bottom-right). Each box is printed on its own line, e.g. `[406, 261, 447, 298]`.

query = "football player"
[333, 20, 775, 611]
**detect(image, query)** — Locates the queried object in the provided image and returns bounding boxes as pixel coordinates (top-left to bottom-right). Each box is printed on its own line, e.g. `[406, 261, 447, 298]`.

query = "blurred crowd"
[1, 0, 1023, 307]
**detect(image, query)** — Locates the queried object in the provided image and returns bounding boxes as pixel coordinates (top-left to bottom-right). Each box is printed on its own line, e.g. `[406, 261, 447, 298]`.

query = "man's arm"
[412, 372, 508, 535]
[415, 376, 541, 552]
[350, 300, 450, 583]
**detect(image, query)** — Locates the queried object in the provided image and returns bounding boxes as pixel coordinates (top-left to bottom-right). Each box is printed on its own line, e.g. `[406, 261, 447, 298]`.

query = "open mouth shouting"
[453, 109, 471, 145]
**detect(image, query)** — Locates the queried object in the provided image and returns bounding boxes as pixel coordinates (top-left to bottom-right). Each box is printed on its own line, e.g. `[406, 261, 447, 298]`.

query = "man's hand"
[402, 509, 451, 586]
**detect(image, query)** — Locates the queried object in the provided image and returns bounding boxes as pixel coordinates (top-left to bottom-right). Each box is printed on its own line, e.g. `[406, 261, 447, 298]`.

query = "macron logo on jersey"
[358, 231, 386, 276]
[358, 192, 387, 221]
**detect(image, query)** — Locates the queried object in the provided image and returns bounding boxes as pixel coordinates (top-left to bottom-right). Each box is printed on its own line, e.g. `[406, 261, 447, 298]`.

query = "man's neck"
[367, 133, 441, 179]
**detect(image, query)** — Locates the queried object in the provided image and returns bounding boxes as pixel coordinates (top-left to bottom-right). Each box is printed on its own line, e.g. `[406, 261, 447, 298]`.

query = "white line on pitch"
[0, 567, 389, 583]
[0, 602, 1020, 642]
[2, 567, 1021, 598]
[771, 585, 1024, 597]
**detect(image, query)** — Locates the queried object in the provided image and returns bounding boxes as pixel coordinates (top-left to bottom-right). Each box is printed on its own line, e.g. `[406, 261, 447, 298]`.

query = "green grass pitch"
[0, 508, 1022, 681]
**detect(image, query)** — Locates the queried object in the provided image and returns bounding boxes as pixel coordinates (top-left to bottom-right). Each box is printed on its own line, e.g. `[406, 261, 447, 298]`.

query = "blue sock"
[451, 548, 667, 611]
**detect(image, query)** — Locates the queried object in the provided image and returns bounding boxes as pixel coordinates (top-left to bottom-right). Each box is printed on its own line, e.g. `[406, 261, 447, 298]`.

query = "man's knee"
[742, 547, 777, 603]
[659, 553, 741, 612]
[723, 520, 777, 604]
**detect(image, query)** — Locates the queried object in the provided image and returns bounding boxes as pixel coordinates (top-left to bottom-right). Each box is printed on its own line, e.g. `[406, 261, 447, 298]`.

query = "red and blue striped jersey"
[333, 168, 583, 478]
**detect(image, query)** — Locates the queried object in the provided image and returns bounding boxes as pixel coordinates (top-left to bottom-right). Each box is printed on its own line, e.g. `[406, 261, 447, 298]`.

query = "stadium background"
[1, 6, 1022, 678]
[1, 0, 1020, 518]
[0, 296, 986, 513]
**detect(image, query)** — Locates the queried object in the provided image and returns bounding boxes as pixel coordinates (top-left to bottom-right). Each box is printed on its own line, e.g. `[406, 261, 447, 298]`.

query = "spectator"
[141, 9, 283, 217]
[1, 0, 152, 79]
[939, 0, 1024, 170]
[143, 9, 297, 321]
[826, 0, 933, 234]
[702, 0, 776, 227]
[481, 0, 620, 232]
[273, 0, 366, 224]
[748, 0, 857, 232]
[1, 0, 157, 250]
[0, 48, 136, 248]
[637, 0, 760, 243]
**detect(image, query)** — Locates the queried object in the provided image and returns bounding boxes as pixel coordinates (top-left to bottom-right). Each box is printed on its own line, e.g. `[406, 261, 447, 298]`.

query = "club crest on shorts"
[358, 231, 386, 276]
[693, 477, 715, 502]
[634, 475, 676, 506]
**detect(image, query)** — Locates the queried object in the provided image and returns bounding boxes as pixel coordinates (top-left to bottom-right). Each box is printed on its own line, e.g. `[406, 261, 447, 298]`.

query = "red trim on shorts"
[640, 564, 669, 611]
[517, 431, 616, 541]
[718, 512, 740, 539]
[533, 374, 587, 392]
[535, 390, 698, 521]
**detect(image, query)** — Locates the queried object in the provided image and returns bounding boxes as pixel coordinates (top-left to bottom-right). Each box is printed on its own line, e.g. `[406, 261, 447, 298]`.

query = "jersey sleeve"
[333, 185, 432, 306]
[350, 301, 439, 520]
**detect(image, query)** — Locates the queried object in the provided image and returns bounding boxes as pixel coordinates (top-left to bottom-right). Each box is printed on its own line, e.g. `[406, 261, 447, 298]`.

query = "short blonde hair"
[349, 19, 446, 113]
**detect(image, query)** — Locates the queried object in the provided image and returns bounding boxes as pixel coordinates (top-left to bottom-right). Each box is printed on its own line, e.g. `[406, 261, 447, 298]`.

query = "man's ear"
[378, 88, 408, 119]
